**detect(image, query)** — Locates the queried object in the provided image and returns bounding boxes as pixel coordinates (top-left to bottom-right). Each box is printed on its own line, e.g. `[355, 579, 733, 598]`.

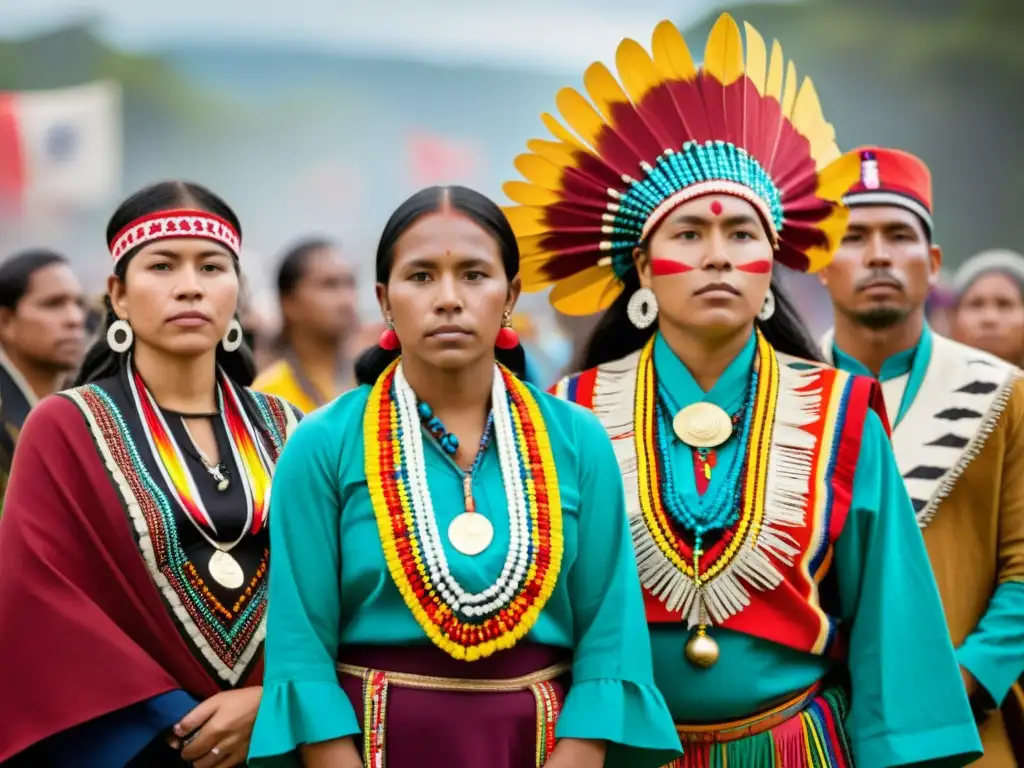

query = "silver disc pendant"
[447, 513, 494, 556]
[208, 550, 245, 589]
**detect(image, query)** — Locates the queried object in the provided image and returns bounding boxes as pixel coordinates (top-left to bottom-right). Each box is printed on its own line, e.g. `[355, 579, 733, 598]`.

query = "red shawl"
[0, 395, 261, 761]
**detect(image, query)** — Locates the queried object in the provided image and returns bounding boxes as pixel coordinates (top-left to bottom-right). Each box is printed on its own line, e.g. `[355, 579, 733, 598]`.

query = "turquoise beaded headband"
[602, 140, 783, 279]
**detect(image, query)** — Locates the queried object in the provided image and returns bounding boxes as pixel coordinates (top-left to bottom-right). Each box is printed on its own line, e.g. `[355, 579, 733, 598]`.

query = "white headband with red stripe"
[109, 208, 241, 263]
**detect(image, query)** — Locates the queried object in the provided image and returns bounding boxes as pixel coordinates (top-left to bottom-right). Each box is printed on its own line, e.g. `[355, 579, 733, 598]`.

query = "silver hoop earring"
[106, 319, 134, 353]
[758, 289, 776, 322]
[221, 319, 243, 352]
[627, 287, 659, 329]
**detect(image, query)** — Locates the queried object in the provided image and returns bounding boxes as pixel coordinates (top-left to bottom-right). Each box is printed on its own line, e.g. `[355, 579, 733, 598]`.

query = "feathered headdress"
[503, 13, 860, 316]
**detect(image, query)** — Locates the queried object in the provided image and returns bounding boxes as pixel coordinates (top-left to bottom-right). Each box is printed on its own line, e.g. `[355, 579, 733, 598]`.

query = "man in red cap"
[819, 147, 1024, 766]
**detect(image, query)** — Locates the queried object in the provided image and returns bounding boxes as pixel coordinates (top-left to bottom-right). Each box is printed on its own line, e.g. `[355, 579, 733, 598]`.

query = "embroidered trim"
[364, 359, 563, 660]
[110, 208, 241, 262]
[594, 333, 821, 627]
[60, 385, 291, 684]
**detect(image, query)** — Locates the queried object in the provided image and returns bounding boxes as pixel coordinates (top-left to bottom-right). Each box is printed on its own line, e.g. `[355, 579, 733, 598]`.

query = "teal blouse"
[833, 325, 1024, 708]
[650, 332, 981, 767]
[248, 381, 681, 767]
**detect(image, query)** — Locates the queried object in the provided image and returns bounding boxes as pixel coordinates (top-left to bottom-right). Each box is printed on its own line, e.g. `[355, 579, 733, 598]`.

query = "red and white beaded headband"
[109, 208, 242, 263]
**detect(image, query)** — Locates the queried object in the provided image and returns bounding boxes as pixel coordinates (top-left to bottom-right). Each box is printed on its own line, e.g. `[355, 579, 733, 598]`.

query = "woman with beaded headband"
[0, 181, 301, 767]
[507, 14, 982, 767]
[247, 185, 680, 768]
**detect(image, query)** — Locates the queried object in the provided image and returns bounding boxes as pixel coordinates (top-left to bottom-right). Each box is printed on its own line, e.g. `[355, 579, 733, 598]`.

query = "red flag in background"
[407, 130, 480, 187]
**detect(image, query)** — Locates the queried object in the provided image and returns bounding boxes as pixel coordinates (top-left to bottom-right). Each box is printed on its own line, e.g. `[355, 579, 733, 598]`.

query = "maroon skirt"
[337, 643, 571, 768]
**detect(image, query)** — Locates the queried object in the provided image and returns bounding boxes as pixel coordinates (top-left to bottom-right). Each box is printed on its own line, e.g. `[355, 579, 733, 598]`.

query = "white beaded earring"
[758, 289, 776, 322]
[221, 318, 244, 352]
[106, 319, 134, 353]
[626, 287, 659, 329]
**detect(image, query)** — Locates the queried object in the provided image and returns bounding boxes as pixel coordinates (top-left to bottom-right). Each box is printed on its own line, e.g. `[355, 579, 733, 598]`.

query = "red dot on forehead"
[710, 200, 723, 216]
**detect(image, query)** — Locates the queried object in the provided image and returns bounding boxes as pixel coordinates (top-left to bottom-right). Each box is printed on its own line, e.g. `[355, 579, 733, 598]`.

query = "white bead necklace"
[393, 363, 532, 617]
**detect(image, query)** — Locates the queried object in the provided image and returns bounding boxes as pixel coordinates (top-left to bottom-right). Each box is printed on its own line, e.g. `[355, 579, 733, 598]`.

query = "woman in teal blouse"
[504, 13, 983, 767]
[248, 185, 681, 768]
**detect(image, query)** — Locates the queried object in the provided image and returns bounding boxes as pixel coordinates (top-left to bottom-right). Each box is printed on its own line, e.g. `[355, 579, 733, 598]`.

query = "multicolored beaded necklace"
[129, 362, 275, 589]
[364, 359, 563, 661]
[633, 331, 777, 666]
[654, 372, 757, 554]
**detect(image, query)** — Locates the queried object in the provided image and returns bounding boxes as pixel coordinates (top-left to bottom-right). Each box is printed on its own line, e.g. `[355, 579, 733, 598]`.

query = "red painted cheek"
[736, 260, 772, 274]
[710, 200, 723, 216]
[651, 258, 694, 276]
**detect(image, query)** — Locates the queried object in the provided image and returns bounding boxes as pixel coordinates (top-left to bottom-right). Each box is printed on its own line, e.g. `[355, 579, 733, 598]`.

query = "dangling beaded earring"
[495, 311, 519, 350]
[758, 289, 776, 322]
[627, 287, 658, 329]
[106, 318, 134, 353]
[221, 318, 243, 352]
[379, 318, 400, 351]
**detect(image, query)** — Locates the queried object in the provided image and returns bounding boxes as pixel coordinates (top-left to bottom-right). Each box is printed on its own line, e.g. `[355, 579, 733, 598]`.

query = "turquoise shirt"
[833, 326, 1024, 708]
[650, 332, 981, 767]
[248, 381, 681, 767]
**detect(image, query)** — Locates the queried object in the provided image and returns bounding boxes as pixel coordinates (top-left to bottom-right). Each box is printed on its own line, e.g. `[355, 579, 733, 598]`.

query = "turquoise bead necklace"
[654, 370, 758, 553]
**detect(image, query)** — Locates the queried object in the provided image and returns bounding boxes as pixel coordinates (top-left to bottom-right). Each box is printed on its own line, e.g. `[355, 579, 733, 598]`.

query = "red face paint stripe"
[651, 259, 694, 276]
[737, 260, 772, 274]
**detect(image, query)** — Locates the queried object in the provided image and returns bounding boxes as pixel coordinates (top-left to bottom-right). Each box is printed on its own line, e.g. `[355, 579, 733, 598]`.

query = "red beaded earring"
[379, 319, 400, 351]
[495, 311, 519, 350]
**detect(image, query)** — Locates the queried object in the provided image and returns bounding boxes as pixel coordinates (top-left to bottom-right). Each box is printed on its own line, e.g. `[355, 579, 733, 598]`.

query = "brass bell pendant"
[684, 626, 720, 668]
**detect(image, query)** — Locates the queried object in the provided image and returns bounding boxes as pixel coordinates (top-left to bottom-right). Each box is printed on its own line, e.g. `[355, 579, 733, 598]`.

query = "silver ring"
[211, 746, 221, 756]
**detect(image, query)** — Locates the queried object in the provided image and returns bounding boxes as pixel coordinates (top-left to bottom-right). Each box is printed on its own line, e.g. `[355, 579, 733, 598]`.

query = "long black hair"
[74, 181, 257, 387]
[582, 260, 822, 371]
[354, 185, 527, 386]
[0, 248, 70, 311]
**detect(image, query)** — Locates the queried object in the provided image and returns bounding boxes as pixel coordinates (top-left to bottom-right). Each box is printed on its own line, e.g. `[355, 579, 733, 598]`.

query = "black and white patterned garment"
[822, 332, 1022, 527]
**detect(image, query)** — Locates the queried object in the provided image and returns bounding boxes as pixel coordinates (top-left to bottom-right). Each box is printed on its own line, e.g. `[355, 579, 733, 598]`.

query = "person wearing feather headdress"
[503, 14, 983, 767]
[819, 149, 1024, 766]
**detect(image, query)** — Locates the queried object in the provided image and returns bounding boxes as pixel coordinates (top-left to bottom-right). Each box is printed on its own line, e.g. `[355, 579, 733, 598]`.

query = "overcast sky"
[0, 0, 790, 71]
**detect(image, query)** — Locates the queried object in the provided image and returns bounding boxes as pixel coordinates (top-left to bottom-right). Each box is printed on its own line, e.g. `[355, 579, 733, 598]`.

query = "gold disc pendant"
[673, 402, 733, 448]
[685, 627, 720, 668]
[448, 512, 494, 556]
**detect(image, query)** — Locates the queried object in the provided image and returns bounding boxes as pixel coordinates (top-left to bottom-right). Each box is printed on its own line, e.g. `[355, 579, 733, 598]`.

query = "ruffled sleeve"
[554, 408, 682, 767]
[248, 400, 361, 765]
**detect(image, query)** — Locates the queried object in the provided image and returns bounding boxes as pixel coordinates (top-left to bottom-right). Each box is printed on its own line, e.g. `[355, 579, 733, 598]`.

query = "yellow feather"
[703, 13, 744, 86]
[519, 255, 558, 290]
[584, 62, 631, 123]
[744, 22, 767, 95]
[514, 153, 564, 191]
[527, 138, 577, 168]
[781, 60, 798, 118]
[517, 234, 556, 260]
[815, 151, 861, 202]
[802, 207, 851, 273]
[503, 181, 559, 207]
[541, 113, 591, 154]
[555, 87, 607, 149]
[791, 77, 839, 167]
[765, 40, 784, 99]
[615, 38, 661, 106]
[503, 205, 550, 238]
[548, 265, 622, 314]
[651, 19, 697, 81]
